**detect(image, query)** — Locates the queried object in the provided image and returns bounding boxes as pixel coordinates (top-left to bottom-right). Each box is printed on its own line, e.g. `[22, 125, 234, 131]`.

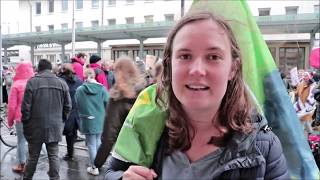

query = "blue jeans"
[15, 122, 27, 164]
[85, 133, 101, 167]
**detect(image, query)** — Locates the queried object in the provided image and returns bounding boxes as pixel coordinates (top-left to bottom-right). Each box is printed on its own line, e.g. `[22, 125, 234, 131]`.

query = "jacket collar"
[218, 113, 268, 169]
[36, 70, 55, 78]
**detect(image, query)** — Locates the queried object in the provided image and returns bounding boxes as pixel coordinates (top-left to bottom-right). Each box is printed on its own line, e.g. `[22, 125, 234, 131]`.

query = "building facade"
[2, 0, 319, 73]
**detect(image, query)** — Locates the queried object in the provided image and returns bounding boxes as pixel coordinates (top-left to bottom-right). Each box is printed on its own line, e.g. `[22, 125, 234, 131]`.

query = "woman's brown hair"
[156, 11, 254, 153]
[110, 56, 146, 100]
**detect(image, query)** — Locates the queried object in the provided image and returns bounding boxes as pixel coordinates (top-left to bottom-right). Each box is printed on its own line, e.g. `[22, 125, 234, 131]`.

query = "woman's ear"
[228, 58, 239, 80]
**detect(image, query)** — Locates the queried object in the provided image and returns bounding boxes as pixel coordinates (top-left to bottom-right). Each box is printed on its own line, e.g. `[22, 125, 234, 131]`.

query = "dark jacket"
[60, 73, 83, 136]
[94, 82, 146, 168]
[103, 70, 115, 89]
[94, 97, 136, 168]
[104, 114, 289, 180]
[21, 70, 72, 143]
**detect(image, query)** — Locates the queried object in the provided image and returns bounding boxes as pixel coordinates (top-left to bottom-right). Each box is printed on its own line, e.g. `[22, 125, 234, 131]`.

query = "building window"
[153, 49, 163, 58]
[76, 22, 83, 29]
[164, 14, 174, 22]
[269, 47, 276, 61]
[279, 47, 305, 73]
[76, 0, 83, 9]
[36, 2, 41, 14]
[144, 15, 154, 23]
[285, 6, 298, 15]
[61, 0, 68, 11]
[35, 55, 43, 64]
[126, 17, 134, 24]
[108, 0, 116, 6]
[47, 55, 56, 64]
[91, 20, 99, 27]
[314, 5, 319, 13]
[35, 26, 41, 32]
[60, 54, 70, 62]
[92, 0, 99, 8]
[108, 19, 116, 25]
[61, 23, 68, 30]
[48, 25, 54, 31]
[48, 0, 54, 13]
[126, 0, 134, 5]
[258, 8, 270, 16]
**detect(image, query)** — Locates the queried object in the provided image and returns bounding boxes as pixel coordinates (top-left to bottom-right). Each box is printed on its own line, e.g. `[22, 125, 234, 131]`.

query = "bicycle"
[0, 107, 17, 148]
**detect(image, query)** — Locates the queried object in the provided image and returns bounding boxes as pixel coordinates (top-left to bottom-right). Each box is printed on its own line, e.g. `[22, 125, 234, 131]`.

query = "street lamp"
[181, 0, 185, 17]
[0, 0, 3, 105]
[72, 0, 75, 57]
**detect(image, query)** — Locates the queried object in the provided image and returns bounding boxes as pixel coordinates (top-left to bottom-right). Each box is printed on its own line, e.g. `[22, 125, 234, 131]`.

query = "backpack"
[94, 68, 103, 82]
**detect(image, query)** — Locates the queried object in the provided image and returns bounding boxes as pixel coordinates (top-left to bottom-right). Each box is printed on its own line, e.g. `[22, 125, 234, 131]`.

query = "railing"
[3, 21, 176, 38]
[3, 13, 319, 40]
[255, 13, 320, 23]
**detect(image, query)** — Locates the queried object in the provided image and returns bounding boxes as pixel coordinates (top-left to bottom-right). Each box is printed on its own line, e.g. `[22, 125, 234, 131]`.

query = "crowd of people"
[281, 69, 320, 167]
[4, 49, 162, 179]
[6, 9, 320, 180]
[281, 69, 320, 135]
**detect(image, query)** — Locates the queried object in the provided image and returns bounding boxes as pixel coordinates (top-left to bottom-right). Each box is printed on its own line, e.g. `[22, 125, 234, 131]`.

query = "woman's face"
[303, 72, 311, 82]
[171, 19, 235, 113]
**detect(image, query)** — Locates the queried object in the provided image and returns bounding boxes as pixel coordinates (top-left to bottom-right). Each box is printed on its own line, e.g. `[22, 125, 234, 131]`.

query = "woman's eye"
[207, 54, 221, 61]
[178, 54, 192, 60]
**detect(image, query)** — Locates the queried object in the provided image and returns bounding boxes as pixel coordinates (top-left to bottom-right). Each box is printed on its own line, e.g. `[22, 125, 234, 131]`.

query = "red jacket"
[71, 57, 85, 81]
[89, 63, 109, 90]
[7, 62, 34, 127]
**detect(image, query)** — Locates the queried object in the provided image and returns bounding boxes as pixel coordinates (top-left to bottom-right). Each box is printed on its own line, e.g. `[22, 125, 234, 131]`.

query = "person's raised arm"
[104, 156, 157, 180]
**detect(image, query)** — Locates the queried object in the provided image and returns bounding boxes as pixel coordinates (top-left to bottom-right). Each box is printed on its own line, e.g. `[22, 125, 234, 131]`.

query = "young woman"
[59, 63, 83, 161]
[7, 62, 34, 173]
[94, 56, 146, 168]
[75, 68, 108, 176]
[105, 11, 289, 179]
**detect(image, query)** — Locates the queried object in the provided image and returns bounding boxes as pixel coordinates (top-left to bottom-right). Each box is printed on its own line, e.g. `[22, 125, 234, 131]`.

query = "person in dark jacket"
[59, 63, 83, 161]
[94, 56, 146, 168]
[22, 59, 72, 180]
[105, 11, 289, 180]
[102, 60, 116, 89]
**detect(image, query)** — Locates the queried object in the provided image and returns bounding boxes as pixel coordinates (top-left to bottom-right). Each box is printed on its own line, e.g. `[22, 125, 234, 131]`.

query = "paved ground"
[0, 137, 108, 180]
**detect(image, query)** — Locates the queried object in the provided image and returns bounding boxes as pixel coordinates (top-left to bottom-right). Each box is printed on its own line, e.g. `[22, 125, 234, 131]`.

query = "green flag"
[191, 0, 319, 179]
[114, 0, 319, 179]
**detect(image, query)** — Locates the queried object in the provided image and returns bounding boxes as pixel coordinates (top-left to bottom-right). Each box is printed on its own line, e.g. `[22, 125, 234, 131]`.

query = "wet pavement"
[0, 137, 108, 180]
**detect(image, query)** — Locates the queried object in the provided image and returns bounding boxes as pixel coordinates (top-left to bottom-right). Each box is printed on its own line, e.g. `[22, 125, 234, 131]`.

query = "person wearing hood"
[59, 63, 83, 161]
[7, 62, 34, 173]
[71, 52, 86, 81]
[105, 11, 289, 180]
[75, 68, 109, 176]
[94, 56, 146, 169]
[89, 54, 109, 90]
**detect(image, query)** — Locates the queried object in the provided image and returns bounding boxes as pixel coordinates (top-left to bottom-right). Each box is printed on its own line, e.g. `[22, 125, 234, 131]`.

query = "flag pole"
[71, 0, 75, 58]
[0, 0, 3, 106]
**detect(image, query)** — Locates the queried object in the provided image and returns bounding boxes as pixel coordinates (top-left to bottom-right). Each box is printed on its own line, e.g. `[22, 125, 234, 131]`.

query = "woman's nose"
[189, 59, 206, 76]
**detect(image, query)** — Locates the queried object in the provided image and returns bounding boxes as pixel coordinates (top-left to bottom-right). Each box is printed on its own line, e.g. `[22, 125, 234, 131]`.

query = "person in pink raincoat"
[71, 52, 86, 81]
[7, 62, 34, 173]
[89, 54, 109, 90]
